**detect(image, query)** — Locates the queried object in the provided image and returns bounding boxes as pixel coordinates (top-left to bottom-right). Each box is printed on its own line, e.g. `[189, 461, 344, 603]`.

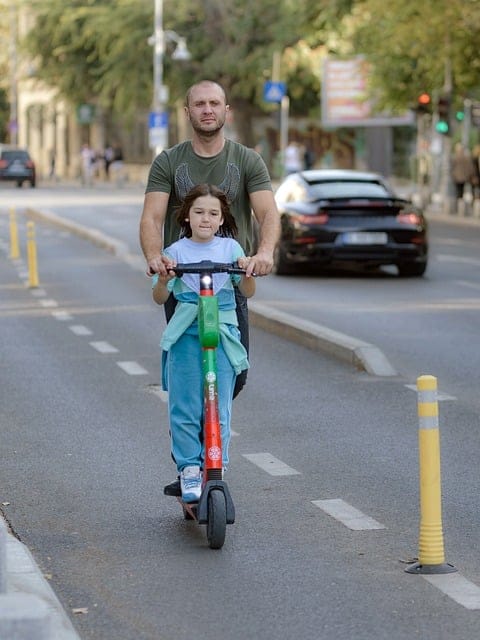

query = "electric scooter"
[164, 260, 246, 549]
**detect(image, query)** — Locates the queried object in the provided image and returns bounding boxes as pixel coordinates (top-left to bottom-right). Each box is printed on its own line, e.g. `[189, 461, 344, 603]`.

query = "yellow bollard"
[405, 375, 456, 574]
[26, 221, 39, 288]
[9, 207, 20, 259]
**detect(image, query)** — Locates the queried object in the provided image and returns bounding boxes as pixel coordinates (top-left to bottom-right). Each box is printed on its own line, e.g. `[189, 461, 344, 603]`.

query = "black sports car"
[274, 169, 428, 277]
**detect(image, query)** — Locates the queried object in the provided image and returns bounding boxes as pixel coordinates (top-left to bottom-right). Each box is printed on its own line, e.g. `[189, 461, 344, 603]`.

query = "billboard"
[321, 57, 414, 128]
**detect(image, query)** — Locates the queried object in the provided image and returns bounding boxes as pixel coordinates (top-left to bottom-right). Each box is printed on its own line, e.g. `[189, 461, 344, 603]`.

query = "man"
[140, 80, 279, 277]
[140, 80, 280, 495]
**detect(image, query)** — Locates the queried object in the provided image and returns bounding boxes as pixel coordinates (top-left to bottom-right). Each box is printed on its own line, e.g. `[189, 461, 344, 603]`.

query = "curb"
[0, 517, 80, 639]
[248, 302, 397, 376]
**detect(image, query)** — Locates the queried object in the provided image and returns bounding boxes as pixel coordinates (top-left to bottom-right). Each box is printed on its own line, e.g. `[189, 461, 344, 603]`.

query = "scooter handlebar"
[171, 260, 246, 277]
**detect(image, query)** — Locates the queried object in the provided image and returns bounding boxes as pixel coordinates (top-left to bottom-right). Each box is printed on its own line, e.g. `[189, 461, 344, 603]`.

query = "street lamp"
[148, 0, 190, 156]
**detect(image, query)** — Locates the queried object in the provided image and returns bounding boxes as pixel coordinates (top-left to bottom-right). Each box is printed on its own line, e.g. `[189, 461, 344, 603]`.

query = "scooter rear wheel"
[206, 489, 227, 549]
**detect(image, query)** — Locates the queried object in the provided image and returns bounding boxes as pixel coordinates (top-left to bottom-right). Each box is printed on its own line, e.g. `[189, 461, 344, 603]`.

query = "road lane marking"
[51, 311, 74, 321]
[437, 254, 480, 267]
[405, 384, 456, 401]
[90, 341, 119, 354]
[242, 453, 300, 476]
[69, 325, 93, 336]
[454, 279, 480, 291]
[39, 299, 58, 308]
[312, 498, 386, 530]
[116, 361, 148, 375]
[424, 573, 480, 610]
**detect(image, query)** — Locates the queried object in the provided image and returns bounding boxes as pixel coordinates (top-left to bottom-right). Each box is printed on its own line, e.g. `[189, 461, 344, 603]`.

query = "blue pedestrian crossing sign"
[149, 112, 168, 129]
[149, 112, 169, 150]
[263, 81, 287, 103]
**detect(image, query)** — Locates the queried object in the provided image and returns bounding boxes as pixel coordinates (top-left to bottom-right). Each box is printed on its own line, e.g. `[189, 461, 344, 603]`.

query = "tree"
[22, 0, 329, 145]
[347, 0, 480, 110]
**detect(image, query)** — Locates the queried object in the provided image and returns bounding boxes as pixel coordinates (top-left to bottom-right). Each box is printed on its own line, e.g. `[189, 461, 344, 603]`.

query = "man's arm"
[248, 189, 281, 277]
[139, 191, 170, 275]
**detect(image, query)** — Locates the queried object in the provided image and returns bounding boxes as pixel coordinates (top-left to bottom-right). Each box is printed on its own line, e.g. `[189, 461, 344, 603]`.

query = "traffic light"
[436, 94, 451, 135]
[416, 92, 432, 114]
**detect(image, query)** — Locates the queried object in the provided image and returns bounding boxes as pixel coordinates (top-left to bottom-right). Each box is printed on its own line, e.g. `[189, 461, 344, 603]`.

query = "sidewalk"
[0, 513, 81, 638]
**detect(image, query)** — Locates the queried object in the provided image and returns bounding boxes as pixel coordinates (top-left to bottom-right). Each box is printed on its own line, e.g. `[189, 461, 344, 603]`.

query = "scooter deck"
[176, 497, 198, 520]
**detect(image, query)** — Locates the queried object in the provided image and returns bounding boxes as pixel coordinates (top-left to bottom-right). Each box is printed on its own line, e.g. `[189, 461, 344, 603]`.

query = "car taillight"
[396, 212, 422, 225]
[0, 159, 7, 168]
[26, 161, 34, 168]
[297, 212, 329, 225]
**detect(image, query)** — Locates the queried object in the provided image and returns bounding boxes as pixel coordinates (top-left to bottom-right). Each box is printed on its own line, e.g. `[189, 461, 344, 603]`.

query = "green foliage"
[349, 0, 480, 109]
[20, 0, 480, 139]
[22, 0, 153, 121]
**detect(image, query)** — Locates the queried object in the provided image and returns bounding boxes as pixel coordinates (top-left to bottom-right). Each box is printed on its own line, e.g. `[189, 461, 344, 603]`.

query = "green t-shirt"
[145, 139, 272, 255]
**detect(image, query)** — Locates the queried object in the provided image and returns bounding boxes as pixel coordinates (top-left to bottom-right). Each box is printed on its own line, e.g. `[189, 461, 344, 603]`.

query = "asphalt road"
[1, 183, 480, 639]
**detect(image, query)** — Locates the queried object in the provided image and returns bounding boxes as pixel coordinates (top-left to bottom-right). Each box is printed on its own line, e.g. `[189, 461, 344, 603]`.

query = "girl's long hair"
[175, 183, 238, 238]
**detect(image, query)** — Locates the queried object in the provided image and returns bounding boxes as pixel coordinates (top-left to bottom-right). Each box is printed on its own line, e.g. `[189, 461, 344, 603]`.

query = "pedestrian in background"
[80, 143, 94, 186]
[471, 144, 480, 200]
[451, 143, 475, 208]
[284, 141, 303, 175]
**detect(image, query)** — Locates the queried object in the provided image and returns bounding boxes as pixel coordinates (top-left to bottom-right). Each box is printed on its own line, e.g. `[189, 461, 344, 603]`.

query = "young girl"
[152, 184, 255, 503]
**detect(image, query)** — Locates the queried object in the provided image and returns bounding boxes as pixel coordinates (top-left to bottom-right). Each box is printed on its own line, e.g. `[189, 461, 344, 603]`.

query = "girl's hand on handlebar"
[237, 256, 254, 275]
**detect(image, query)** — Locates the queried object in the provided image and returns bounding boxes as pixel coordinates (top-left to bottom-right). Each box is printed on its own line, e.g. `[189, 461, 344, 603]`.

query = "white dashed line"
[39, 299, 58, 308]
[116, 361, 148, 375]
[69, 325, 93, 336]
[242, 453, 300, 476]
[51, 311, 74, 321]
[90, 341, 119, 354]
[424, 573, 480, 610]
[312, 498, 386, 530]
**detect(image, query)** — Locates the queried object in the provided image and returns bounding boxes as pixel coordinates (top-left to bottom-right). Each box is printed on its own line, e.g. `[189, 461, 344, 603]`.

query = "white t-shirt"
[164, 236, 244, 294]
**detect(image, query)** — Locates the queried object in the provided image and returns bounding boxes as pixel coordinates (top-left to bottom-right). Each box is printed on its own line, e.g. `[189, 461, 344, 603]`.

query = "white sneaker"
[180, 466, 202, 503]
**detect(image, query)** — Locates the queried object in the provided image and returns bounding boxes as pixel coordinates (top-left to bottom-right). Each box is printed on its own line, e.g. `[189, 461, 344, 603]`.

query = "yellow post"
[9, 207, 20, 259]
[27, 221, 39, 288]
[406, 375, 456, 574]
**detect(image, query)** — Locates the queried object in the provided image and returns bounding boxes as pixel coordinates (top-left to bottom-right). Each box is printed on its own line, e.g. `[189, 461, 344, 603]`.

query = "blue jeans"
[166, 330, 236, 472]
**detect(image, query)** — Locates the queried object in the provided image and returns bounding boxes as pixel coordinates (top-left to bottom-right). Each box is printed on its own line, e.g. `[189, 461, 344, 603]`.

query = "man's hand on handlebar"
[245, 248, 274, 277]
[146, 254, 176, 277]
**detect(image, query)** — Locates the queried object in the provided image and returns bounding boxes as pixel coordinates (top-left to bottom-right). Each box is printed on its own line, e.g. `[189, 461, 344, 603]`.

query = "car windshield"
[308, 180, 392, 200]
[2, 150, 30, 161]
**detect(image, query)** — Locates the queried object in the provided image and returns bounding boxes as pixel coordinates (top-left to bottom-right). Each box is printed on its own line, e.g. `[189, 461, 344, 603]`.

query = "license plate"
[342, 232, 388, 245]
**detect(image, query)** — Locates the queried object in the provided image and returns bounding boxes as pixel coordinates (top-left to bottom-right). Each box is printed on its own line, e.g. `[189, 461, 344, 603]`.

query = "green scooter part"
[198, 296, 219, 348]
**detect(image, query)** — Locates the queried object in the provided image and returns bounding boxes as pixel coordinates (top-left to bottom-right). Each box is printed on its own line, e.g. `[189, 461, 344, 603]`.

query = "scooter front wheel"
[206, 489, 227, 549]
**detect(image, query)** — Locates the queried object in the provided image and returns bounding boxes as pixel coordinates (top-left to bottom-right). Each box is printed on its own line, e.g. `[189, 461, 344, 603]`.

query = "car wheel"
[16, 181, 23, 188]
[397, 262, 427, 277]
[273, 245, 294, 275]
[30, 180, 36, 188]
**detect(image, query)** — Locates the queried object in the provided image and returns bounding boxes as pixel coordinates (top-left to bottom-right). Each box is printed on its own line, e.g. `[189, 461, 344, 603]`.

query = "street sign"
[149, 111, 169, 150]
[149, 112, 169, 129]
[76, 104, 95, 124]
[263, 81, 286, 103]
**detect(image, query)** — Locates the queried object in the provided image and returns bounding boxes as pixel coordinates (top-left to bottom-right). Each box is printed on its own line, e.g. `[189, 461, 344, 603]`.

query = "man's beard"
[191, 117, 225, 137]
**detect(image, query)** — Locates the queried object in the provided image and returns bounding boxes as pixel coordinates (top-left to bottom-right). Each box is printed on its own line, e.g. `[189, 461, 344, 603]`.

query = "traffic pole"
[26, 221, 39, 288]
[9, 207, 20, 259]
[405, 375, 456, 574]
